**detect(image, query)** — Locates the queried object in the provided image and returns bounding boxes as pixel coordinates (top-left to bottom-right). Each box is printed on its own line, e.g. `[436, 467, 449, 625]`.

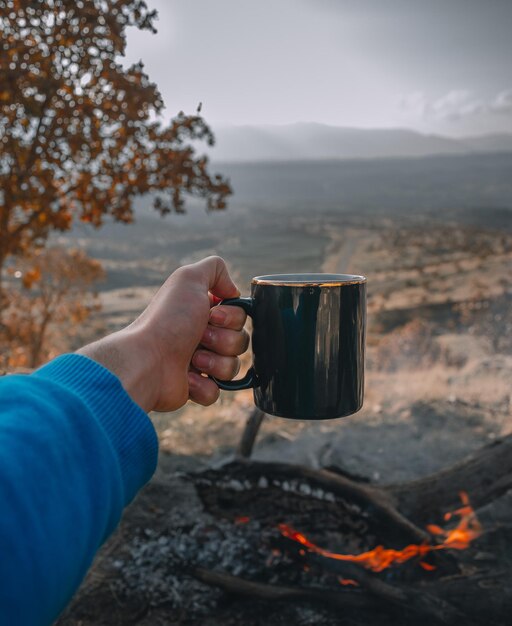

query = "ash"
[112, 517, 335, 617]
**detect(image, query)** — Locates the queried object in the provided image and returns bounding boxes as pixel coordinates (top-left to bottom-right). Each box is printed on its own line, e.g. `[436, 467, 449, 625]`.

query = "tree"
[0, 246, 104, 369]
[0, 0, 231, 300]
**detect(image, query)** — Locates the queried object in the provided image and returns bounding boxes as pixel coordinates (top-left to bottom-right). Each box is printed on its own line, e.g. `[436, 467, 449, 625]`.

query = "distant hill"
[461, 133, 512, 154]
[216, 153, 512, 213]
[207, 122, 512, 162]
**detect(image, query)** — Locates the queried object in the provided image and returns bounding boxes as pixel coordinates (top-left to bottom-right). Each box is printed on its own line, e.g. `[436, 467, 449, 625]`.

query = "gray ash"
[111, 517, 339, 615]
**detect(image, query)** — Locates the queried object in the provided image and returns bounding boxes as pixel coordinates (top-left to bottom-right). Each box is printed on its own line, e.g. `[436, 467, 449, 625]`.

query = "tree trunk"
[0, 248, 6, 310]
[29, 309, 52, 368]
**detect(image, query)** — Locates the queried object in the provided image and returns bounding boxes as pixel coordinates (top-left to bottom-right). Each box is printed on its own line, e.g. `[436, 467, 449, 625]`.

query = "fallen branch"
[189, 565, 377, 611]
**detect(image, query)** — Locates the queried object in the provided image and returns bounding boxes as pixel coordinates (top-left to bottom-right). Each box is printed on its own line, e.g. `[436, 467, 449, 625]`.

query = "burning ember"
[279, 491, 482, 574]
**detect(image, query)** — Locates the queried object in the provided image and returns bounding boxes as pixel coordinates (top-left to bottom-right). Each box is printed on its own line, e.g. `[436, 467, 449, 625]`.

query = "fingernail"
[194, 352, 213, 370]
[210, 308, 227, 326]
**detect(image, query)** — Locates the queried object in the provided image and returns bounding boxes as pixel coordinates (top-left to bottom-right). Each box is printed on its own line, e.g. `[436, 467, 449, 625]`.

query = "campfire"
[279, 490, 482, 575]
[98, 409, 512, 626]
[179, 408, 512, 626]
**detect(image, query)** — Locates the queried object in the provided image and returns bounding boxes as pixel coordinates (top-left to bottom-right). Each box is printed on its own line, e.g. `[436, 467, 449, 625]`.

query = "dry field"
[150, 211, 512, 477]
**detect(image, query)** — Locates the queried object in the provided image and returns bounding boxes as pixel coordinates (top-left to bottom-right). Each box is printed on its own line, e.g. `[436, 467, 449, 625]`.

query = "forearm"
[0, 355, 158, 625]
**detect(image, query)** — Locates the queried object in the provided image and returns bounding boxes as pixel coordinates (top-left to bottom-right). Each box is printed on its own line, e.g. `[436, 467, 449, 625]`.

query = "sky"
[124, 0, 512, 138]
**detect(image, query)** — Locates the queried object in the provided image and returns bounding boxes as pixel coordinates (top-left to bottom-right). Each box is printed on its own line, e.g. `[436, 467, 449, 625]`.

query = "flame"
[234, 516, 251, 525]
[338, 577, 359, 586]
[279, 491, 482, 574]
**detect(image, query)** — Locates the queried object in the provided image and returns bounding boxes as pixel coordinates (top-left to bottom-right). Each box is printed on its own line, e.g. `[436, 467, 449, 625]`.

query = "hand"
[78, 257, 249, 412]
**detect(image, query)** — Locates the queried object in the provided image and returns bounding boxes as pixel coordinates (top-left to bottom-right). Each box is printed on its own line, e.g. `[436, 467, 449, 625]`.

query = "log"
[385, 433, 512, 523]
[190, 565, 377, 612]
[193, 459, 430, 544]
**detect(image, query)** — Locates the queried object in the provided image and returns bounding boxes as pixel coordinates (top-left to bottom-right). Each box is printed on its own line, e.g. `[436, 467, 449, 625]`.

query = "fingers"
[192, 349, 241, 380]
[200, 325, 250, 357]
[190, 293, 249, 403]
[209, 303, 247, 331]
[188, 371, 220, 406]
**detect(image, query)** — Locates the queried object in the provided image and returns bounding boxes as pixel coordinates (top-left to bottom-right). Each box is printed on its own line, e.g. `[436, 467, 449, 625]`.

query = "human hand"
[78, 257, 249, 412]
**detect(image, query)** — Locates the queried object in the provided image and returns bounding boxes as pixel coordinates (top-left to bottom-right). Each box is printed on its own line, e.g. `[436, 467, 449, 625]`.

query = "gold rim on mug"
[251, 273, 367, 287]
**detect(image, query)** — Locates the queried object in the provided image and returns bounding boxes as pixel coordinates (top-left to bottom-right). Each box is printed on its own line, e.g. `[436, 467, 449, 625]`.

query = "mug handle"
[209, 296, 257, 391]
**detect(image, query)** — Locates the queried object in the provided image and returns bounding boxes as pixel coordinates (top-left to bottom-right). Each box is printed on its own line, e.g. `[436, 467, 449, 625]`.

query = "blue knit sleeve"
[0, 354, 158, 626]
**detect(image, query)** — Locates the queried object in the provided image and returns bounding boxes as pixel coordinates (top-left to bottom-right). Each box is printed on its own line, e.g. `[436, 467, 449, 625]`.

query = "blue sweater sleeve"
[0, 354, 158, 626]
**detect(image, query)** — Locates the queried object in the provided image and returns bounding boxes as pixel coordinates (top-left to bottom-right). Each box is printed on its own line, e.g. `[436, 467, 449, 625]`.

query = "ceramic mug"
[213, 273, 366, 420]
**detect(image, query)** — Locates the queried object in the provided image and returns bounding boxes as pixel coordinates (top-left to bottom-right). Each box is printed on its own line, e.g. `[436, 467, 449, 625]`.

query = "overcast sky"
[124, 0, 512, 137]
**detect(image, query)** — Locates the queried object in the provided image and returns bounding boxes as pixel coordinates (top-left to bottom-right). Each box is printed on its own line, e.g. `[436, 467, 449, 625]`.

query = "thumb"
[195, 256, 240, 299]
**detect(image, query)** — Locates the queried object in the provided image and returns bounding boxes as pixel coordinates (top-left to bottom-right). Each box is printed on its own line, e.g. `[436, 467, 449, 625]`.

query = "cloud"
[399, 88, 512, 122]
[431, 90, 484, 121]
[491, 89, 512, 114]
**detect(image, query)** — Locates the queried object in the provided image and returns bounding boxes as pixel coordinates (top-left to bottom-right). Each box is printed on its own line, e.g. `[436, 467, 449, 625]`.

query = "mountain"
[461, 133, 512, 154]
[207, 122, 512, 162]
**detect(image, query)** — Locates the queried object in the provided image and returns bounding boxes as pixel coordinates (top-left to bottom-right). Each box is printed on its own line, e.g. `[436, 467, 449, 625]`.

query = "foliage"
[0, 247, 104, 369]
[0, 0, 231, 287]
[0, 0, 231, 366]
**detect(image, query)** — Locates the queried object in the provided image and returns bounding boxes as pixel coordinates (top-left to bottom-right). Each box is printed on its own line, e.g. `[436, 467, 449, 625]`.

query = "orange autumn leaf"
[21, 267, 42, 289]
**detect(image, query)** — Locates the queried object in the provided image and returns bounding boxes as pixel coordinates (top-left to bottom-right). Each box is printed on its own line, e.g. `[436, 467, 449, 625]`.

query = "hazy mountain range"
[208, 123, 512, 162]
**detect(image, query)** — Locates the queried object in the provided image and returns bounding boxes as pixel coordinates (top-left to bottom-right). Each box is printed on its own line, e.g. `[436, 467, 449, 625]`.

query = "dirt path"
[321, 228, 358, 274]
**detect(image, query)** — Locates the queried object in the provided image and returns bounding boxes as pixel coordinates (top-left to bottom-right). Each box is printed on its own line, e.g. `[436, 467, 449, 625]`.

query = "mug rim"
[252, 273, 367, 287]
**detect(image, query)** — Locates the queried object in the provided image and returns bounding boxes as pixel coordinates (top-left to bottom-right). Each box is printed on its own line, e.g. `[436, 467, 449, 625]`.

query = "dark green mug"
[213, 273, 366, 420]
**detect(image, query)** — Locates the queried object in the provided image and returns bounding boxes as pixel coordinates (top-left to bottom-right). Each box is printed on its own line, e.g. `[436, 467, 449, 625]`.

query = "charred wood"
[385, 433, 512, 523]
[193, 460, 430, 544]
[301, 551, 479, 626]
[190, 565, 378, 611]
[236, 408, 266, 459]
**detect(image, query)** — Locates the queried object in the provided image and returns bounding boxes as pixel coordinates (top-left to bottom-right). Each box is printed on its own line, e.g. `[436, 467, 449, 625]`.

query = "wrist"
[77, 325, 159, 412]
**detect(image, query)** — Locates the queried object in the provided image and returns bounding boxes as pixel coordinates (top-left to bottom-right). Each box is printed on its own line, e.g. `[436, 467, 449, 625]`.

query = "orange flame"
[279, 491, 482, 573]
